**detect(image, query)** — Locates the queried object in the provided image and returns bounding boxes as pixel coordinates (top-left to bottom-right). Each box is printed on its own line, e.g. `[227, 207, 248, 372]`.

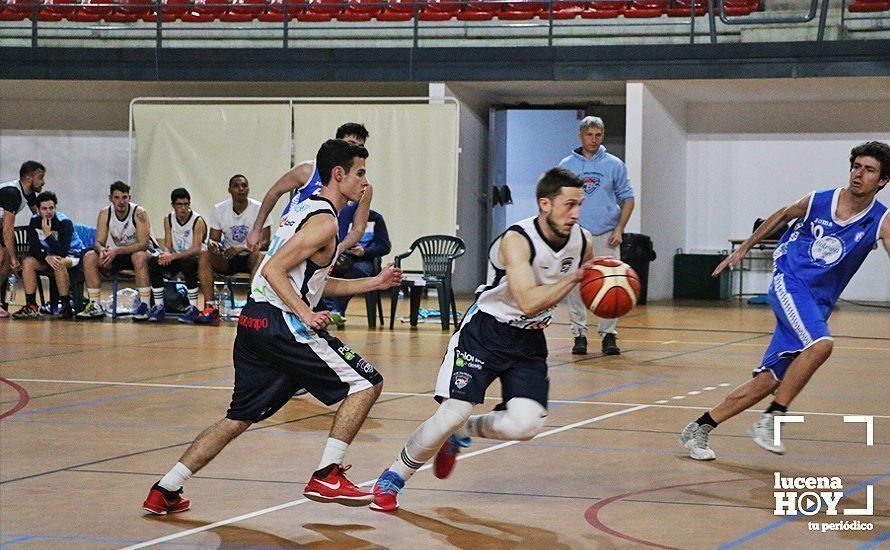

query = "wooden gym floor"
[1, 294, 888, 549]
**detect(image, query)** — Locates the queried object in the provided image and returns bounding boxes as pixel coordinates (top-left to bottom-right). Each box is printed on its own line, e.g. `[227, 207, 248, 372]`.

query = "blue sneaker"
[370, 469, 405, 512]
[178, 305, 200, 324]
[146, 304, 166, 323]
[131, 302, 150, 321]
[434, 434, 471, 479]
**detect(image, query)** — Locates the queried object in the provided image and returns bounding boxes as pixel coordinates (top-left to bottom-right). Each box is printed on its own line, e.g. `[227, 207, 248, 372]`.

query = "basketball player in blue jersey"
[245, 123, 375, 262]
[143, 139, 403, 515]
[680, 141, 890, 461]
[370, 168, 601, 512]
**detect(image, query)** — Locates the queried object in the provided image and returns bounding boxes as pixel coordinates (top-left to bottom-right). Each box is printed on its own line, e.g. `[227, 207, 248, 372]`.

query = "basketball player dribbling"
[680, 141, 890, 460]
[370, 167, 603, 511]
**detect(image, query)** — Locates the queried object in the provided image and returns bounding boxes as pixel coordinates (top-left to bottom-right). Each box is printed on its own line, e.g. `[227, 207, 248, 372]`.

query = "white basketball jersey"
[251, 196, 339, 313]
[105, 203, 156, 249]
[168, 210, 204, 253]
[210, 197, 270, 247]
[0, 179, 28, 217]
[476, 216, 586, 329]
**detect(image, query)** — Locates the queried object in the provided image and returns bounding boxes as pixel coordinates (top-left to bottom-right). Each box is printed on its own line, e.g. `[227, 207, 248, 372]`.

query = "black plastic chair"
[364, 256, 385, 328]
[389, 235, 465, 330]
[0, 225, 46, 307]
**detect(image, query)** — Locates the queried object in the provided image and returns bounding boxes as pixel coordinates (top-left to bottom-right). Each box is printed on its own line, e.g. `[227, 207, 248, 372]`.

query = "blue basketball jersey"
[773, 188, 887, 307]
[280, 166, 323, 218]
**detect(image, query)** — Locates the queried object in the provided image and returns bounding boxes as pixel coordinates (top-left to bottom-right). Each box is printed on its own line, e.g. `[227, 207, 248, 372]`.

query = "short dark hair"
[171, 188, 191, 203]
[850, 141, 890, 182]
[315, 139, 369, 186]
[35, 191, 57, 206]
[536, 167, 584, 201]
[228, 174, 248, 186]
[335, 123, 369, 142]
[20, 161, 45, 179]
[110, 180, 130, 195]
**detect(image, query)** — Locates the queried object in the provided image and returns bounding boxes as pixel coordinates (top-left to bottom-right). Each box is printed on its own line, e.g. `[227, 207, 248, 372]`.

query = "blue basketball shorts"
[754, 272, 833, 381]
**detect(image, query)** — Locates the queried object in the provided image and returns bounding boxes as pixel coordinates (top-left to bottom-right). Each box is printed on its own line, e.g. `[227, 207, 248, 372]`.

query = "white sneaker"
[749, 413, 785, 454]
[679, 421, 717, 460]
[76, 300, 106, 319]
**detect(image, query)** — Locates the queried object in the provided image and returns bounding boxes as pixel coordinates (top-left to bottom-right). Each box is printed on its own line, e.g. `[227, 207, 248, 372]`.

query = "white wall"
[686, 132, 890, 301]
[637, 84, 688, 301]
[1, 131, 131, 227]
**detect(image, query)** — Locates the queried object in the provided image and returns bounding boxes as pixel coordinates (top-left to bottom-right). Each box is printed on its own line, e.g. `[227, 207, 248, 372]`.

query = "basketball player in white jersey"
[143, 139, 403, 515]
[1, 160, 45, 318]
[143, 188, 208, 323]
[78, 181, 158, 319]
[245, 123, 374, 259]
[194, 174, 272, 325]
[371, 168, 599, 511]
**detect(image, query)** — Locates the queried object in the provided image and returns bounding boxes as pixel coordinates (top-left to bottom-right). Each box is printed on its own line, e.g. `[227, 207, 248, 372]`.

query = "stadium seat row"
[0, 0, 772, 22]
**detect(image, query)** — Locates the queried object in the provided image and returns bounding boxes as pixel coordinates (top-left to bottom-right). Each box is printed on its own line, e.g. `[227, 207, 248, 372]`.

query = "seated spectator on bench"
[195, 174, 272, 326]
[78, 181, 158, 320]
[322, 209, 391, 326]
[12, 191, 83, 320]
[144, 188, 207, 324]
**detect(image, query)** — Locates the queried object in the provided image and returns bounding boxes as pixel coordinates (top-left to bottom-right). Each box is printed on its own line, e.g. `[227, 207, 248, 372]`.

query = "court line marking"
[119, 404, 650, 549]
[7, 380, 890, 419]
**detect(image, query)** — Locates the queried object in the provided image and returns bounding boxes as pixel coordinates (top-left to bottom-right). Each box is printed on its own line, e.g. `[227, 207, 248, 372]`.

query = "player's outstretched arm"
[323, 261, 402, 297]
[503, 231, 585, 317]
[712, 193, 810, 277]
[247, 160, 314, 251]
[260, 215, 337, 329]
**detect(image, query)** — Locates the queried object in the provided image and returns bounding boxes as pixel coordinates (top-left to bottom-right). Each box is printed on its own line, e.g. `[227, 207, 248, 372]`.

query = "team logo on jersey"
[454, 349, 484, 370]
[809, 223, 845, 266]
[560, 257, 574, 274]
[453, 372, 472, 390]
[854, 231, 866, 243]
[231, 224, 249, 243]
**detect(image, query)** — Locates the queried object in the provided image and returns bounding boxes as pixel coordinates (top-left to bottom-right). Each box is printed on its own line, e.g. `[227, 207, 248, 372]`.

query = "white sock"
[317, 438, 349, 471]
[87, 288, 100, 301]
[151, 287, 165, 303]
[187, 288, 199, 307]
[158, 462, 192, 492]
[390, 399, 472, 482]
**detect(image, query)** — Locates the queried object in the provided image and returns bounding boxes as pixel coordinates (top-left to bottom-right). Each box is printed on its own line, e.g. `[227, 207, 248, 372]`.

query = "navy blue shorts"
[227, 300, 383, 423]
[434, 306, 549, 409]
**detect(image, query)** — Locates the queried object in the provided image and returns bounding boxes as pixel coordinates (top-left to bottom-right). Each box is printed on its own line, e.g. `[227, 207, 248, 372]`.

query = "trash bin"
[673, 251, 730, 300]
[620, 233, 656, 305]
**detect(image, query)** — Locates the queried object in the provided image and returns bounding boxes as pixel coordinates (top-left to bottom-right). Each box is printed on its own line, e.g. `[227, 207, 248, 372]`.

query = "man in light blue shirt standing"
[558, 116, 635, 356]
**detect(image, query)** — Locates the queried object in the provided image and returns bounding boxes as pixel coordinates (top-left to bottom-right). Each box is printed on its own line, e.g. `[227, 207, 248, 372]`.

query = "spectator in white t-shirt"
[196, 174, 272, 324]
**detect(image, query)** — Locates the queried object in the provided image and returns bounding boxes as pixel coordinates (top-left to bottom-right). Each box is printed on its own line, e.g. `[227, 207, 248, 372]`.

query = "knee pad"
[502, 398, 547, 441]
[436, 398, 473, 433]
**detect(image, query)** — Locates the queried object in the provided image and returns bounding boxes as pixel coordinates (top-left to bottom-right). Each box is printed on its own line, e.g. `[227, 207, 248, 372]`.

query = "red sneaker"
[194, 304, 221, 326]
[303, 464, 373, 507]
[433, 435, 471, 479]
[370, 469, 404, 512]
[143, 483, 191, 515]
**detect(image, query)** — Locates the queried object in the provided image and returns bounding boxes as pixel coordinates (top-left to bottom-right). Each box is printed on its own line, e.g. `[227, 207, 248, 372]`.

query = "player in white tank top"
[78, 181, 157, 319]
[372, 168, 599, 512]
[1, 162, 45, 311]
[144, 140, 403, 514]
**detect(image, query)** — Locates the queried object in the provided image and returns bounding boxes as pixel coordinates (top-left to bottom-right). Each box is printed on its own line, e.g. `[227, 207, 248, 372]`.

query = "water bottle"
[7, 273, 18, 304]
[220, 285, 232, 320]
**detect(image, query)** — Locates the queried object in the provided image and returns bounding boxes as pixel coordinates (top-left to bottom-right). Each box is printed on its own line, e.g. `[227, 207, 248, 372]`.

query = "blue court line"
[858, 529, 890, 549]
[551, 374, 672, 406]
[16, 376, 232, 416]
[717, 470, 890, 549]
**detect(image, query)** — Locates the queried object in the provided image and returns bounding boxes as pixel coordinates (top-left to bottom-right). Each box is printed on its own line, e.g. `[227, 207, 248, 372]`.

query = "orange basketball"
[579, 259, 641, 319]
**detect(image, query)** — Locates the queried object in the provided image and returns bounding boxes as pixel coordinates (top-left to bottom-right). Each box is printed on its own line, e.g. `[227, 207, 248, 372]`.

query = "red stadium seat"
[666, 0, 706, 16]
[625, 0, 665, 16]
[425, 0, 459, 12]
[222, 0, 264, 19]
[581, 6, 621, 16]
[548, 6, 583, 17]
[104, 0, 149, 21]
[294, 0, 337, 20]
[848, 0, 888, 10]
[722, 0, 757, 15]
[499, 8, 542, 17]
[1, 0, 38, 19]
[41, 0, 74, 17]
